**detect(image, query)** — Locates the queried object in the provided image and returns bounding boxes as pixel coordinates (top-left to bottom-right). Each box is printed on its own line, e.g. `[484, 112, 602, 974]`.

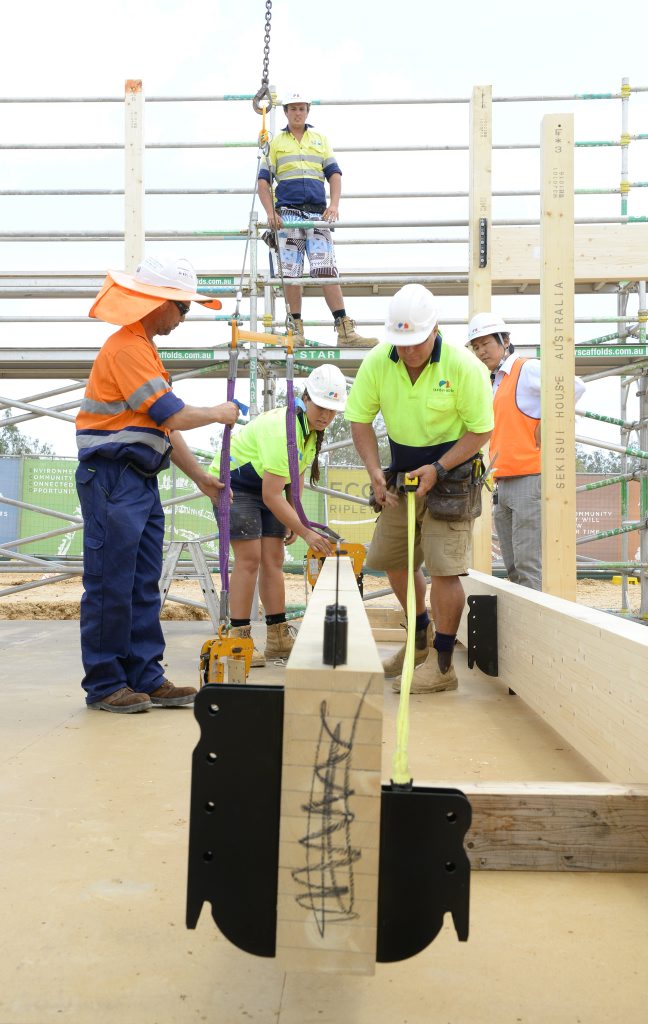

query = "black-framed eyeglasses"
[174, 301, 190, 316]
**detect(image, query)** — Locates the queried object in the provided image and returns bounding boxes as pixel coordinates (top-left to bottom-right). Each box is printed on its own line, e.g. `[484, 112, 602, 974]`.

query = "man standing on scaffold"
[257, 90, 377, 349]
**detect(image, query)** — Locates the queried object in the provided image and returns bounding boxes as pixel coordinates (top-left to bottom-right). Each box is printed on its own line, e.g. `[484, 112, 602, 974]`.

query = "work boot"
[334, 315, 378, 349]
[89, 687, 152, 714]
[150, 680, 197, 707]
[382, 622, 435, 679]
[265, 621, 297, 660]
[229, 625, 266, 668]
[392, 649, 458, 694]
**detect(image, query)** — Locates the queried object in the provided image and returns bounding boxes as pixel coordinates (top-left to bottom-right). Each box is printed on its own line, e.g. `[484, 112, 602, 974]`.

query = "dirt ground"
[0, 571, 644, 620]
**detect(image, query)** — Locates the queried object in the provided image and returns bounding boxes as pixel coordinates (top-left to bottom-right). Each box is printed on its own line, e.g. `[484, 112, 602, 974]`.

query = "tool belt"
[425, 457, 485, 522]
[281, 203, 327, 216]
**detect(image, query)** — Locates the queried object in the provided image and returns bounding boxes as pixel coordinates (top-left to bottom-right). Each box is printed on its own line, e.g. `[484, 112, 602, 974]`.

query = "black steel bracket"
[187, 684, 471, 963]
[376, 785, 471, 961]
[467, 594, 498, 676]
[479, 217, 488, 268]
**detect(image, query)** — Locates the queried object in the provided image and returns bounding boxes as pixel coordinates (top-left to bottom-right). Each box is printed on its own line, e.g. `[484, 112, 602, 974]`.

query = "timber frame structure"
[1, 82, 648, 889]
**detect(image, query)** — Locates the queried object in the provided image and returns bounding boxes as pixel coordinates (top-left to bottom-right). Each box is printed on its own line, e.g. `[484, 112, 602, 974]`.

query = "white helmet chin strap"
[495, 340, 510, 371]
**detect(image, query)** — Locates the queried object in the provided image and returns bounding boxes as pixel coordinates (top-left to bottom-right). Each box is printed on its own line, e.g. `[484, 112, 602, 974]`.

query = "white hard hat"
[108, 254, 221, 306]
[384, 284, 439, 347]
[467, 312, 509, 346]
[134, 255, 201, 295]
[281, 91, 311, 106]
[305, 364, 347, 412]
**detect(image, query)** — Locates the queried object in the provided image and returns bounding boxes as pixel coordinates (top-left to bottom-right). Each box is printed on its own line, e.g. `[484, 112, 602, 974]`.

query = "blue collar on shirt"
[294, 400, 309, 437]
[389, 330, 443, 365]
[282, 123, 314, 132]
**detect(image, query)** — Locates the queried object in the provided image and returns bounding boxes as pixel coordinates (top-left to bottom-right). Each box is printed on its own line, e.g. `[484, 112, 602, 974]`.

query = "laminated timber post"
[540, 114, 576, 600]
[276, 556, 384, 975]
[124, 79, 145, 272]
[469, 85, 493, 574]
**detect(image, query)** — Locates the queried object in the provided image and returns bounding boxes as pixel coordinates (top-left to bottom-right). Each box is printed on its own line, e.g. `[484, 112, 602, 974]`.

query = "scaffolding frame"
[0, 80, 647, 615]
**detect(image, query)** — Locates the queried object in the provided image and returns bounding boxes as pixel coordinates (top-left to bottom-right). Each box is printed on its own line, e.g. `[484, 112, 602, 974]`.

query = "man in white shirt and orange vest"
[468, 313, 585, 591]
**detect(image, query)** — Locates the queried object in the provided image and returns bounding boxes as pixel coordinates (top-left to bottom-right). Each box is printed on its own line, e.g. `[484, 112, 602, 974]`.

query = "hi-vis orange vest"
[491, 358, 541, 479]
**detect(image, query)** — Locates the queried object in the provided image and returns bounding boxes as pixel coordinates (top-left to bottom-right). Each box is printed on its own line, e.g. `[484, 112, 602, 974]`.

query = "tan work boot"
[334, 315, 378, 349]
[382, 622, 435, 678]
[89, 686, 152, 714]
[229, 625, 266, 668]
[265, 621, 297, 660]
[150, 680, 197, 707]
[392, 649, 458, 694]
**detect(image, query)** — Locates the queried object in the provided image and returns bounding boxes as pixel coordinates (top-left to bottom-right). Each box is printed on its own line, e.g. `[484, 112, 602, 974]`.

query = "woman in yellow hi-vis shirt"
[209, 364, 347, 667]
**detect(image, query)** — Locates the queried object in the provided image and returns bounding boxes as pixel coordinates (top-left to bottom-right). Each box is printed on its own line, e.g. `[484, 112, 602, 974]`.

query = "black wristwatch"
[432, 461, 448, 481]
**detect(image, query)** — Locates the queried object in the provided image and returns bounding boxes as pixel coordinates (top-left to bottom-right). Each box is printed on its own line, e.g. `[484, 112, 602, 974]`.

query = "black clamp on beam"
[467, 594, 498, 676]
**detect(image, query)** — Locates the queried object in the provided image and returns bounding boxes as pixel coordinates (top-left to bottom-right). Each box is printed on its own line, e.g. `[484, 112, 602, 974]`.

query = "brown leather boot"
[265, 621, 297, 660]
[392, 649, 458, 694]
[89, 687, 152, 714]
[382, 622, 435, 678]
[150, 680, 197, 707]
[229, 625, 265, 667]
[334, 315, 379, 349]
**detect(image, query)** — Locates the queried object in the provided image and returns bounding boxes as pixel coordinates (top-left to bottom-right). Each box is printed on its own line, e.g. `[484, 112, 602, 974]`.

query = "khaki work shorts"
[365, 492, 473, 576]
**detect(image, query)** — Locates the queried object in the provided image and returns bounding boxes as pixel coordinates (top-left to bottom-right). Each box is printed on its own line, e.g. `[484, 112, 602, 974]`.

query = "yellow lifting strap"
[391, 477, 419, 786]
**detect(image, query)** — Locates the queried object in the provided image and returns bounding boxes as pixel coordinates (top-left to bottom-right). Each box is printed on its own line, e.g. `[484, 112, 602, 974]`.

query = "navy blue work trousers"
[76, 457, 166, 704]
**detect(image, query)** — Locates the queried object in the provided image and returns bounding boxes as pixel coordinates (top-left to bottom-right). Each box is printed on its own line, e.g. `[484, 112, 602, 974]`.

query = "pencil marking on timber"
[291, 680, 371, 936]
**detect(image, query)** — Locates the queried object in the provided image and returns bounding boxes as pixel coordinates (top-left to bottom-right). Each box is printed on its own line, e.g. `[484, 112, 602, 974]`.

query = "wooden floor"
[1, 619, 647, 1024]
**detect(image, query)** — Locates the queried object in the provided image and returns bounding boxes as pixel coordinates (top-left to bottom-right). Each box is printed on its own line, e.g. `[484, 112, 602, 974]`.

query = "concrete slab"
[0, 620, 646, 1024]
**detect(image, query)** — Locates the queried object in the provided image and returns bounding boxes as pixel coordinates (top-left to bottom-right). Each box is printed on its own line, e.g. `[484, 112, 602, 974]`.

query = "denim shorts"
[221, 487, 287, 540]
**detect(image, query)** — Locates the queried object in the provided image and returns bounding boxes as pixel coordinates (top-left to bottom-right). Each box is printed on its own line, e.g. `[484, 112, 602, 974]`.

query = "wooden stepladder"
[159, 540, 221, 630]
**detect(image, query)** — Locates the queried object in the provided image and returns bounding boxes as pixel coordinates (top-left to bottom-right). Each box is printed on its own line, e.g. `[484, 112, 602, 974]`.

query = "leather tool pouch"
[425, 460, 483, 522]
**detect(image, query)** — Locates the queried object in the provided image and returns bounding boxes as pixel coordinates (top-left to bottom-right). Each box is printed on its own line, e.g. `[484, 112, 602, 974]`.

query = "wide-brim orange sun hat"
[89, 255, 222, 325]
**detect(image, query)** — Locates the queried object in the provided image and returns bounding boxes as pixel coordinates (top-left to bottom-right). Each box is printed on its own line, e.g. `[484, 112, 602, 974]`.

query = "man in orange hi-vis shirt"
[75, 255, 239, 714]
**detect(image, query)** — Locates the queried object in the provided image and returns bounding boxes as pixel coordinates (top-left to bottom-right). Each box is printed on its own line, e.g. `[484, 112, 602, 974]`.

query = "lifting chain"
[252, 0, 273, 115]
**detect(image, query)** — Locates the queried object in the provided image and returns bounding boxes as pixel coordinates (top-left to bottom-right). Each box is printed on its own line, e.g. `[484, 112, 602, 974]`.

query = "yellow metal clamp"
[230, 318, 294, 350]
[305, 542, 366, 590]
[199, 628, 254, 686]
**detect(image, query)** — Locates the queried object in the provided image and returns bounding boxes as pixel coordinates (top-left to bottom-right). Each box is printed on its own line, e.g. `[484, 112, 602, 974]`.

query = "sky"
[1, 0, 647, 458]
